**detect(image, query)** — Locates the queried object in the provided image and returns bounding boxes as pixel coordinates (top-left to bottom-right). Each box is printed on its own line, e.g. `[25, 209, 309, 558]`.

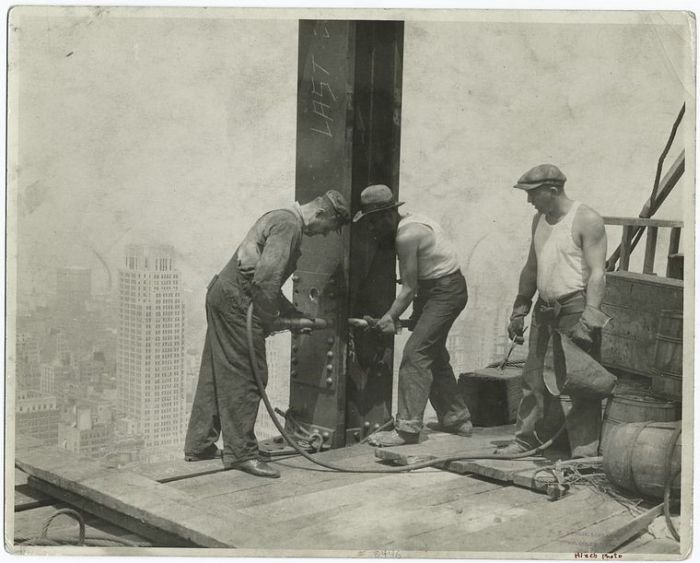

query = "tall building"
[16, 332, 41, 390]
[56, 267, 92, 315]
[15, 390, 59, 445]
[117, 245, 187, 449]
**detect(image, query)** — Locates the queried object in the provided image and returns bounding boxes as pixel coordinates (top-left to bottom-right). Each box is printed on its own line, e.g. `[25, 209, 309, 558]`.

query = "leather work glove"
[568, 305, 611, 352]
[508, 294, 532, 344]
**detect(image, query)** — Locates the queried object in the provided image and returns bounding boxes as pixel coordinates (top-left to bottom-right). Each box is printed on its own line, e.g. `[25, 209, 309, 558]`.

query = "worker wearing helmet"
[495, 164, 609, 458]
[184, 191, 350, 477]
[353, 184, 472, 447]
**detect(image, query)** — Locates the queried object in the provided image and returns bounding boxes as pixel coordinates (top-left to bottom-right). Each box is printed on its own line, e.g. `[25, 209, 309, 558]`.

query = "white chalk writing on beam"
[311, 121, 332, 137]
[311, 77, 337, 101]
[312, 100, 333, 121]
[313, 23, 331, 38]
[311, 54, 330, 76]
[309, 52, 334, 138]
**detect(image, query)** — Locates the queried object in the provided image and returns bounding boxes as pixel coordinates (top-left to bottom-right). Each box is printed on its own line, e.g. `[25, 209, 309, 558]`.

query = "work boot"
[228, 459, 280, 478]
[493, 441, 534, 457]
[184, 444, 221, 462]
[368, 429, 419, 447]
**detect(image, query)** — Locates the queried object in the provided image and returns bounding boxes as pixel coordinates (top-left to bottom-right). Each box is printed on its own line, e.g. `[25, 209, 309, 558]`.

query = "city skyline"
[13, 233, 528, 460]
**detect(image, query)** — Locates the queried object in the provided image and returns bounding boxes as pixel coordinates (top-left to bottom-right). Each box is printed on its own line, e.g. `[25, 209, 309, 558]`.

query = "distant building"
[16, 333, 41, 390]
[58, 399, 114, 458]
[39, 363, 56, 395]
[78, 353, 107, 388]
[15, 390, 59, 445]
[56, 267, 92, 316]
[255, 333, 290, 440]
[116, 244, 187, 449]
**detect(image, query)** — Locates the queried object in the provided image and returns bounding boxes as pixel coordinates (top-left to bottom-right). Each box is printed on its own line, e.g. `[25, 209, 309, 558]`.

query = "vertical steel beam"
[292, 20, 404, 448]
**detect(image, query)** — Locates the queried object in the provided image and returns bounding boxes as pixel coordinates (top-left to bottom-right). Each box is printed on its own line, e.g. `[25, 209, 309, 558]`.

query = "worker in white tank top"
[534, 200, 590, 302]
[495, 164, 610, 459]
[397, 214, 460, 280]
[353, 185, 472, 447]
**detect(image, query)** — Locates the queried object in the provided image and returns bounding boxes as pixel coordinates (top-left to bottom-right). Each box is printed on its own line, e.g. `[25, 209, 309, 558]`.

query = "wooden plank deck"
[374, 425, 568, 491]
[12, 433, 678, 555]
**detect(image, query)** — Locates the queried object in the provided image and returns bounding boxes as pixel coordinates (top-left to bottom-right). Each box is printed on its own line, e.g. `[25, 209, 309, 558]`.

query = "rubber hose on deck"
[246, 303, 566, 473]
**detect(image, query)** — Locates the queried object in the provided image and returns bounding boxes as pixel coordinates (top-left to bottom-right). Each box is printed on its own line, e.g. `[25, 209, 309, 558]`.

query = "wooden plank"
[601, 272, 683, 375]
[643, 226, 658, 274]
[240, 469, 460, 523]
[619, 225, 633, 271]
[619, 537, 681, 555]
[400, 485, 630, 553]
[536, 503, 663, 553]
[667, 227, 682, 277]
[14, 484, 54, 511]
[15, 446, 272, 548]
[134, 440, 375, 482]
[24, 477, 192, 548]
[444, 446, 567, 487]
[169, 446, 388, 503]
[374, 425, 515, 466]
[374, 425, 572, 490]
[15, 468, 29, 486]
[260, 471, 521, 550]
[132, 457, 225, 483]
[605, 270, 683, 291]
[603, 217, 683, 228]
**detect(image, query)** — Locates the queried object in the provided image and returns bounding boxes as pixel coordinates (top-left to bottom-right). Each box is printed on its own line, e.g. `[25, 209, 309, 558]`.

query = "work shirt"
[534, 201, 589, 302]
[220, 206, 304, 329]
[397, 214, 460, 280]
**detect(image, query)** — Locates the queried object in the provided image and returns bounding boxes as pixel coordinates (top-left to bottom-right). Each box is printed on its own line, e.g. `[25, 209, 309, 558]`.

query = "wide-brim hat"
[352, 184, 404, 223]
[513, 164, 567, 191]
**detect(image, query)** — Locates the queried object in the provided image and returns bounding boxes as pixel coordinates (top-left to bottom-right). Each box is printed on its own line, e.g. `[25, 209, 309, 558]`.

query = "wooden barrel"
[603, 421, 681, 499]
[600, 393, 677, 454]
[653, 310, 683, 376]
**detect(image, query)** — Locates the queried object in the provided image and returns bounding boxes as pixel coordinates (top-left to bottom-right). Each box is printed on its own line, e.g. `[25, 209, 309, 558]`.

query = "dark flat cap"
[513, 164, 567, 190]
[324, 190, 351, 225]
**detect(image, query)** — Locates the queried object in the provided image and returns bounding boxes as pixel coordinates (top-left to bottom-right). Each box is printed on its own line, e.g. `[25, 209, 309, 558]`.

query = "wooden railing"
[604, 217, 683, 277]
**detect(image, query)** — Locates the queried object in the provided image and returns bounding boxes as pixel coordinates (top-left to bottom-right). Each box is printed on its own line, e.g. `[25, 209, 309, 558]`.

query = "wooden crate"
[458, 366, 523, 426]
[600, 272, 683, 377]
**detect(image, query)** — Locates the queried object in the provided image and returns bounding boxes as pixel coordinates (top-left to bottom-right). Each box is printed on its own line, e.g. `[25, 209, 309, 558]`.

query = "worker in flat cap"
[185, 190, 350, 477]
[354, 184, 472, 447]
[495, 164, 610, 458]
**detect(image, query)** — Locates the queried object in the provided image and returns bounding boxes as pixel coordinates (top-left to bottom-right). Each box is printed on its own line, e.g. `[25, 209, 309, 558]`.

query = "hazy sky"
[9, 8, 693, 312]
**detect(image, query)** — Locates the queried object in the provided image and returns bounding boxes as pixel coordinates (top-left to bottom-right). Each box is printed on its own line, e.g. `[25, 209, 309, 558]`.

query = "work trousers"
[184, 276, 268, 467]
[513, 291, 602, 458]
[395, 270, 471, 434]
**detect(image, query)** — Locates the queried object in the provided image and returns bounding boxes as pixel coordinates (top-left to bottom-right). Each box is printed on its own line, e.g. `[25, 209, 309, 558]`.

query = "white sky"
[8, 8, 693, 309]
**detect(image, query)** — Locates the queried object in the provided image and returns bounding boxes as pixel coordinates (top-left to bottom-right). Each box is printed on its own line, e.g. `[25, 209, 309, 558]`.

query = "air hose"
[246, 303, 566, 473]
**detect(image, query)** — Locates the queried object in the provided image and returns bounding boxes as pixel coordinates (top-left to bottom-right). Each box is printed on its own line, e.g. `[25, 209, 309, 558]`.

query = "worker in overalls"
[495, 164, 610, 458]
[184, 191, 350, 477]
[353, 184, 472, 447]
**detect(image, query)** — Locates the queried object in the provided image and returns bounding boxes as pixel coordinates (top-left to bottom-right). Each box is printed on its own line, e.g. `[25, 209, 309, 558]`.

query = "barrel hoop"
[663, 422, 682, 498]
[652, 370, 682, 379]
[626, 421, 654, 497]
[655, 334, 683, 344]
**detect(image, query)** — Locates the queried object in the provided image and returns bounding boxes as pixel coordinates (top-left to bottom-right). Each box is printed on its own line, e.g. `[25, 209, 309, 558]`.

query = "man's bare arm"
[517, 216, 539, 300]
[376, 224, 422, 334]
[578, 206, 607, 309]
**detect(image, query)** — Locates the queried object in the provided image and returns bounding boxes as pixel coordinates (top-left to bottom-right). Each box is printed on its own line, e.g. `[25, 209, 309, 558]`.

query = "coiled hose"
[246, 303, 566, 473]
